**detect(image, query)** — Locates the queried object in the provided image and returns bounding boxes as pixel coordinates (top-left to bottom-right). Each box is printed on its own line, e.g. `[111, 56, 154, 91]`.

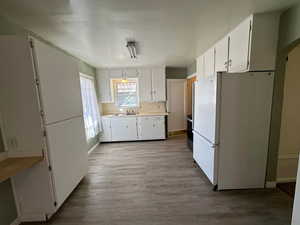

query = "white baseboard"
[88, 142, 100, 155]
[277, 177, 297, 183]
[265, 181, 277, 188]
[10, 218, 20, 225]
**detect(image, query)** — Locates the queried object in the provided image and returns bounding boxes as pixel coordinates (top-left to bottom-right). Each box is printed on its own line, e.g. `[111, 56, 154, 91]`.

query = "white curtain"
[80, 75, 101, 140]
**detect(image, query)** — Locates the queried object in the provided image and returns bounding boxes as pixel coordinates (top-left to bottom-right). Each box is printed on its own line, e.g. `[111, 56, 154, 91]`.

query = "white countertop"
[102, 112, 168, 118]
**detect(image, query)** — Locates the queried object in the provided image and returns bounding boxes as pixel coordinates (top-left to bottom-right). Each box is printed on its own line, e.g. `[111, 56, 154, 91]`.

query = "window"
[113, 79, 139, 108]
[80, 74, 101, 140]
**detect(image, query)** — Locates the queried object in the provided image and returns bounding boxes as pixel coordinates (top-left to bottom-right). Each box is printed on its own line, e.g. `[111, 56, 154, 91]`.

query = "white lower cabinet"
[100, 117, 112, 142]
[100, 116, 166, 142]
[138, 116, 165, 140]
[111, 117, 138, 141]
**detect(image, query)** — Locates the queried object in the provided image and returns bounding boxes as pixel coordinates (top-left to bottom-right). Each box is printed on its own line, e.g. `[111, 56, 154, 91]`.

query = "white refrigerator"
[193, 71, 274, 190]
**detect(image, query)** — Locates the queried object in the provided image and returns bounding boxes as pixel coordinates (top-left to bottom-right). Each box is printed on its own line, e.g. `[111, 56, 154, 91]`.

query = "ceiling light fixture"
[126, 41, 137, 59]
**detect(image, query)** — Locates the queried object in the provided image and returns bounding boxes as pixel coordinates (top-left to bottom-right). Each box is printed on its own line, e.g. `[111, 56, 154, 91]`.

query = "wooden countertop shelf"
[0, 156, 43, 182]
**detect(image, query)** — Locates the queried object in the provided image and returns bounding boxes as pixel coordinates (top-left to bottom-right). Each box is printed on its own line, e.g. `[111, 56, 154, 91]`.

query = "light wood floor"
[26, 135, 293, 225]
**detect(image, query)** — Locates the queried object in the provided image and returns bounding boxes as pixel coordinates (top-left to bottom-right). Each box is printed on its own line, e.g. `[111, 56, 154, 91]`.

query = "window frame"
[79, 73, 101, 141]
[111, 78, 140, 108]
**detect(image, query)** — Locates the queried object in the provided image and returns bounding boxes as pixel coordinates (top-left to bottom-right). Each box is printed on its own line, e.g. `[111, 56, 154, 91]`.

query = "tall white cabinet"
[0, 36, 88, 222]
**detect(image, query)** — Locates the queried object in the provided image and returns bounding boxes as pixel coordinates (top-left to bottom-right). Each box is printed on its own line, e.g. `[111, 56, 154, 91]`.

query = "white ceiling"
[0, 0, 298, 68]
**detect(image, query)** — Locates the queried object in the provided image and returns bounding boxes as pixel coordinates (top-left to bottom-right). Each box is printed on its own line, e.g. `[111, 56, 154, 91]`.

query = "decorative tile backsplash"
[101, 102, 166, 115]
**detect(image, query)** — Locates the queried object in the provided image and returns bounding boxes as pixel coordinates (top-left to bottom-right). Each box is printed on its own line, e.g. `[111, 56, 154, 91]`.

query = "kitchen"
[97, 67, 168, 142]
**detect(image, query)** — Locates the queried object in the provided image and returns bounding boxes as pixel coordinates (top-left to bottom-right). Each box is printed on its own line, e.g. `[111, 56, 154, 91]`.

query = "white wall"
[277, 46, 300, 182]
[167, 79, 186, 132]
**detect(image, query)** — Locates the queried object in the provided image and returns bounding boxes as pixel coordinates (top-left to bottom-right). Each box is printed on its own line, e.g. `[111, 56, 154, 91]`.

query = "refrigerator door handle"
[193, 130, 219, 149]
[211, 143, 219, 149]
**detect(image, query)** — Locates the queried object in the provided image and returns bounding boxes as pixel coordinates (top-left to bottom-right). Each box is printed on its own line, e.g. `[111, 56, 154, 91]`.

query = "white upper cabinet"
[203, 47, 215, 76]
[97, 66, 166, 103]
[215, 36, 229, 72]
[196, 55, 204, 78]
[228, 13, 279, 72]
[109, 68, 123, 78]
[152, 67, 166, 102]
[138, 68, 152, 102]
[96, 69, 112, 103]
[124, 68, 139, 78]
[248, 13, 279, 71]
[199, 12, 279, 74]
[228, 16, 252, 73]
[110, 68, 139, 78]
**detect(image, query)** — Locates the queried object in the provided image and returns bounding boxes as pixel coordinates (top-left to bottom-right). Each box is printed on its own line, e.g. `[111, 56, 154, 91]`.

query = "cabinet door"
[153, 116, 166, 139]
[46, 117, 88, 208]
[124, 68, 139, 78]
[33, 38, 83, 125]
[111, 117, 138, 141]
[203, 47, 215, 76]
[0, 37, 44, 156]
[109, 68, 123, 78]
[100, 118, 112, 142]
[138, 116, 165, 140]
[196, 55, 204, 78]
[152, 67, 166, 102]
[215, 36, 229, 72]
[138, 68, 153, 102]
[97, 69, 112, 103]
[228, 16, 252, 73]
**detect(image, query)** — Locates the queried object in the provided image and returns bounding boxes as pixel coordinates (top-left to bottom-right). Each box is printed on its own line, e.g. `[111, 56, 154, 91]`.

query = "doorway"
[167, 79, 186, 136]
[276, 45, 300, 197]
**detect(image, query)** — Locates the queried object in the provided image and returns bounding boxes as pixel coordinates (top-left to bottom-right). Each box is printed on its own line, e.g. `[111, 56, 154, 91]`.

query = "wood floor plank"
[23, 135, 293, 225]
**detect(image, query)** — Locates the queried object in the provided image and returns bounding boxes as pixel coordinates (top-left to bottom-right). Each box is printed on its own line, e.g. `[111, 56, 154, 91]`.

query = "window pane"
[116, 81, 138, 107]
[80, 76, 101, 140]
